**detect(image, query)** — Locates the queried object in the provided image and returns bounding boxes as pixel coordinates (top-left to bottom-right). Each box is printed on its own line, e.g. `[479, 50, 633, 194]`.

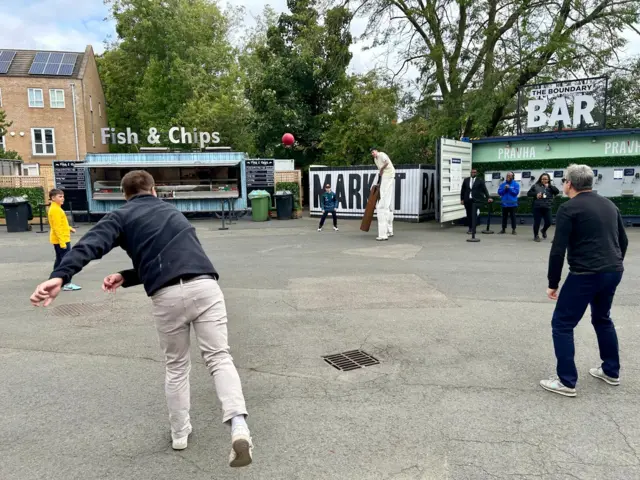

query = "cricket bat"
[360, 184, 380, 232]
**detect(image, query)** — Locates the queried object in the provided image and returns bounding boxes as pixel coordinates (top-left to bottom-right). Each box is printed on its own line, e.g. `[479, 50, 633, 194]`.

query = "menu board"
[53, 161, 88, 212]
[246, 159, 275, 207]
[246, 159, 275, 188]
[54, 161, 86, 189]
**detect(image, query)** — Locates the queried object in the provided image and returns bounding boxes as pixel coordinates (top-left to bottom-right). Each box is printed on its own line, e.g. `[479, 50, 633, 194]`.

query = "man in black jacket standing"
[460, 168, 493, 235]
[29, 171, 253, 467]
[541, 164, 628, 397]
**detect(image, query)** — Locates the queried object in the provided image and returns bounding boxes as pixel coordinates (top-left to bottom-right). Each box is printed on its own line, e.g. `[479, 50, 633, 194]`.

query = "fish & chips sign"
[518, 76, 607, 133]
[101, 127, 221, 148]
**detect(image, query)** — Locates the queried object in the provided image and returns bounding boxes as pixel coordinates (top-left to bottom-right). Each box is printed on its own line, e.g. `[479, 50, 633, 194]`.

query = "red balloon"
[282, 133, 295, 146]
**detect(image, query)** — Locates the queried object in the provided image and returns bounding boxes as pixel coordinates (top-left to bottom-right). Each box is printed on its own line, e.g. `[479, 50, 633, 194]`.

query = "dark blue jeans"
[53, 242, 71, 270]
[552, 271, 623, 388]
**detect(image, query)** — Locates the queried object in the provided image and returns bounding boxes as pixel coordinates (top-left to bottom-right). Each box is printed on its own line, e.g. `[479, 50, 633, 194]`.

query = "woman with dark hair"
[528, 173, 560, 242]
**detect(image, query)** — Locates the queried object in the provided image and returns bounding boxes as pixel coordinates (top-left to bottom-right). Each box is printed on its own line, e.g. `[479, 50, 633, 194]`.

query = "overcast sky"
[1, 0, 638, 80]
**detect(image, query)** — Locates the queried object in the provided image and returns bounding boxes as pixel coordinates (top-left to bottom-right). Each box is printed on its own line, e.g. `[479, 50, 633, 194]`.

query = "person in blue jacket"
[318, 183, 339, 232]
[498, 172, 521, 235]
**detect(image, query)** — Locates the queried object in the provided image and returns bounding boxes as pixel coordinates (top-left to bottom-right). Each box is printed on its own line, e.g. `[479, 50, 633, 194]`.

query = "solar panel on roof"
[29, 62, 46, 75]
[0, 50, 16, 74]
[33, 52, 50, 63]
[58, 64, 75, 76]
[28, 51, 78, 76]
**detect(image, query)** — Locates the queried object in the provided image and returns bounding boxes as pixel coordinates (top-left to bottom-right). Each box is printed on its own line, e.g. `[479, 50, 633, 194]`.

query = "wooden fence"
[275, 170, 303, 206]
[0, 175, 48, 190]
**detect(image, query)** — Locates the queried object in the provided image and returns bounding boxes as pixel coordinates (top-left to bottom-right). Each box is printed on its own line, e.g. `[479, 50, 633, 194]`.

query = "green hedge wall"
[474, 155, 640, 174]
[0, 187, 45, 218]
[480, 195, 640, 216]
[275, 182, 301, 209]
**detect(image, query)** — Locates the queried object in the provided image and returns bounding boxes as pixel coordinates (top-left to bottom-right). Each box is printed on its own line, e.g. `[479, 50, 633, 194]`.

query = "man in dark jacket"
[318, 183, 339, 232]
[29, 170, 253, 467]
[541, 164, 628, 397]
[460, 169, 493, 234]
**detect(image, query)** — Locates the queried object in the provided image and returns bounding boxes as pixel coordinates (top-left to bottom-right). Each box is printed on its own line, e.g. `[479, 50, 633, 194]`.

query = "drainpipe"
[70, 83, 80, 161]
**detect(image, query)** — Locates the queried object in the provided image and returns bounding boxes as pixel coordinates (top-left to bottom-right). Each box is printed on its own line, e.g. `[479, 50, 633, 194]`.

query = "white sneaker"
[589, 367, 620, 386]
[317, 228, 322, 232]
[376, 237, 388, 241]
[333, 227, 339, 231]
[540, 377, 576, 397]
[172, 425, 192, 450]
[229, 425, 253, 467]
[388, 232, 394, 237]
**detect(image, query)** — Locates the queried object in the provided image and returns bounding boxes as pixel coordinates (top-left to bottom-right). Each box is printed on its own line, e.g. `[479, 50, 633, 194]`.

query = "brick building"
[0, 45, 108, 189]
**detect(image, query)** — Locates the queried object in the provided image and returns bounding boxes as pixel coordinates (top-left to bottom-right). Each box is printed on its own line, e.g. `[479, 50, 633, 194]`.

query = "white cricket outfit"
[374, 152, 396, 239]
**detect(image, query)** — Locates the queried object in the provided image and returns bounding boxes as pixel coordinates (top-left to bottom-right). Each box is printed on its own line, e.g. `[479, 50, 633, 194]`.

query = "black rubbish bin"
[274, 191, 294, 220]
[1, 196, 31, 232]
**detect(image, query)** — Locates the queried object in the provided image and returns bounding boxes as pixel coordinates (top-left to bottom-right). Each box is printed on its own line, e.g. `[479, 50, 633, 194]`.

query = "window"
[22, 164, 40, 176]
[0, 88, 3, 107]
[49, 89, 65, 108]
[89, 95, 93, 112]
[28, 88, 44, 108]
[99, 102, 102, 117]
[31, 128, 56, 155]
[0, 135, 5, 152]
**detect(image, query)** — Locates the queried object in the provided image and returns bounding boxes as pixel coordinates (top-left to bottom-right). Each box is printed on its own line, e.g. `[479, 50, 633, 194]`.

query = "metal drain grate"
[322, 350, 380, 371]
[51, 302, 107, 317]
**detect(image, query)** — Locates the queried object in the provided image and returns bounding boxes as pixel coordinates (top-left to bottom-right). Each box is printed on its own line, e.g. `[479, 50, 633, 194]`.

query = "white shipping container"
[309, 165, 436, 222]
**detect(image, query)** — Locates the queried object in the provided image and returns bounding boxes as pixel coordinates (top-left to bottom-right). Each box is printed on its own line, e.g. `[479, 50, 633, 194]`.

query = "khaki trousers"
[151, 277, 248, 440]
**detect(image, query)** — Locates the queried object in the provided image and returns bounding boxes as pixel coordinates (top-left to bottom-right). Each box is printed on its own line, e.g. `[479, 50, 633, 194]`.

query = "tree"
[98, 0, 252, 150]
[606, 60, 640, 129]
[321, 73, 400, 165]
[244, 0, 353, 166]
[353, 0, 640, 138]
[0, 108, 12, 141]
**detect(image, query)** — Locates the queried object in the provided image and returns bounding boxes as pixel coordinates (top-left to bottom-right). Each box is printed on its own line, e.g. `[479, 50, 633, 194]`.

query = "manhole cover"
[51, 302, 107, 317]
[322, 350, 380, 371]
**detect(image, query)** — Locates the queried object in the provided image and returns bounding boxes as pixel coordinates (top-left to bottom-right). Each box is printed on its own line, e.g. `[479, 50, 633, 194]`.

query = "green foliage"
[0, 150, 22, 160]
[481, 195, 640, 216]
[0, 187, 44, 218]
[275, 181, 301, 209]
[0, 108, 13, 139]
[244, 0, 353, 166]
[474, 156, 640, 174]
[321, 73, 399, 166]
[99, 0, 252, 151]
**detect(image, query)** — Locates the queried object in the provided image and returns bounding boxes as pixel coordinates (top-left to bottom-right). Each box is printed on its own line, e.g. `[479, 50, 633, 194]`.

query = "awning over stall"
[85, 161, 241, 168]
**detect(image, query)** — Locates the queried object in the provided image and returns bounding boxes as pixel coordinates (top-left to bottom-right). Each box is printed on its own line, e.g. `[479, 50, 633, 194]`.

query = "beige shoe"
[589, 367, 620, 386]
[229, 425, 253, 467]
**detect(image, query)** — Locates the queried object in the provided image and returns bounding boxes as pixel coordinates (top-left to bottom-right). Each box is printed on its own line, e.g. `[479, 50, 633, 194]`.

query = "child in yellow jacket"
[48, 189, 81, 291]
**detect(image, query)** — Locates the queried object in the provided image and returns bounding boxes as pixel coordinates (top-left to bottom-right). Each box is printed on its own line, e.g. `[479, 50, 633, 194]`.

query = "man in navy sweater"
[541, 164, 628, 397]
[30, 170, 253, 466]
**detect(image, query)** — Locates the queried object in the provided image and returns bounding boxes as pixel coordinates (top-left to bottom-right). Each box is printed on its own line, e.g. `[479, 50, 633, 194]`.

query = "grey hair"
[565, 164, 594, 191]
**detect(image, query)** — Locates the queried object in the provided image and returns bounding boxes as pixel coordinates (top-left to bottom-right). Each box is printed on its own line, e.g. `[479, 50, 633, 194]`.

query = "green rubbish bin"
[248, 190, 270, 222]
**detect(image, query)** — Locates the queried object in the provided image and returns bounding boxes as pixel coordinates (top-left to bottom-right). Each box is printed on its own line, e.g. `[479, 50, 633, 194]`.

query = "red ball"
[282, 133, 295, 146]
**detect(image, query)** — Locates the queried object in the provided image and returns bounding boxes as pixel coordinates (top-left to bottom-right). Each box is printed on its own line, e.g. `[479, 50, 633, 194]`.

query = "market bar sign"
[101, 127, 221, 148]
[308, 165, 436, 222]
[517, 76, 607, 134]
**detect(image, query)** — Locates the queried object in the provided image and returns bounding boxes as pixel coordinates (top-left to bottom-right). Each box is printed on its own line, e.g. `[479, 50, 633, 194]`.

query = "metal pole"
[467, 202, 481, 243]
[219, 200, 229, 231]
[68, 201, 77, 228]
[482, 200, 495, 234]
[36, 203, 48, 234]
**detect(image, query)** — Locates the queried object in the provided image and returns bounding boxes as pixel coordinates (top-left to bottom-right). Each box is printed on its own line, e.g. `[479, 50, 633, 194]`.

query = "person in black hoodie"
[528, 173, 560, 242]
[29, 170, 253, 467]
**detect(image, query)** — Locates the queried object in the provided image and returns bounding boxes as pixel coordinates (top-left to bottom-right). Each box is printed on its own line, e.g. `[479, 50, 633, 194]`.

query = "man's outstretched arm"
[50, 213, 124, 286]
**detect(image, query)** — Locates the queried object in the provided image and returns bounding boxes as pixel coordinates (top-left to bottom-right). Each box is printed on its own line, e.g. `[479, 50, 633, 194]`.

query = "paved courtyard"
[1, 215, 639, 480]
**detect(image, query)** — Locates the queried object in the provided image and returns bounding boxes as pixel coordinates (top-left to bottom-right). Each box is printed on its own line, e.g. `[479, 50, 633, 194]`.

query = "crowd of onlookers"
[461, 170, 561, 241]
